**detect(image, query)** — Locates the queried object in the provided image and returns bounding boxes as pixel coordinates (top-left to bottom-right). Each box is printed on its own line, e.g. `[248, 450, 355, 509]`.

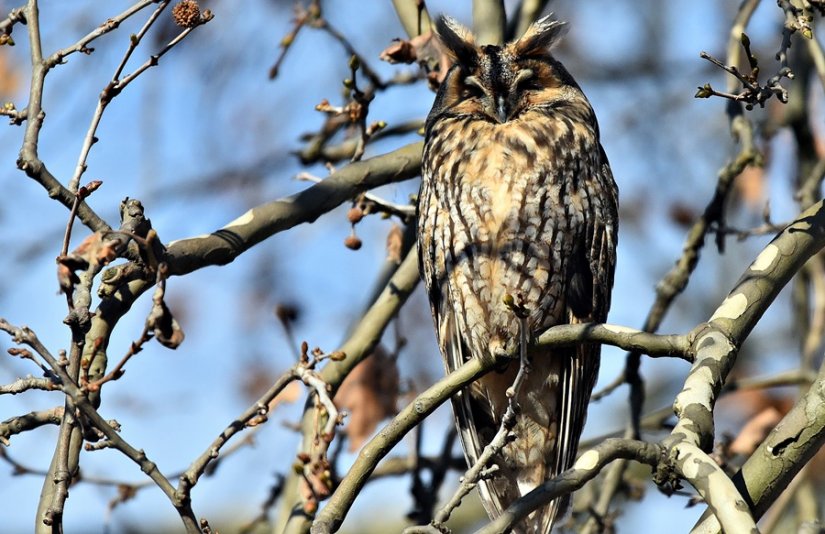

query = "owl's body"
[417, 17, 618, 533]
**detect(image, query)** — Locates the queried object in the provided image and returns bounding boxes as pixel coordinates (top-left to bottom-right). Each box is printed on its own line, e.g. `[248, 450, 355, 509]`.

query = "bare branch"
[476, 439, 661, 534]
[0, 407, 63, 445]
[165, 142, 422, 276]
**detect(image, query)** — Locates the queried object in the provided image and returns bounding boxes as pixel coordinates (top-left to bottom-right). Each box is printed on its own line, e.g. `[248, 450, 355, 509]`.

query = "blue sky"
[0, 1, 812, 532]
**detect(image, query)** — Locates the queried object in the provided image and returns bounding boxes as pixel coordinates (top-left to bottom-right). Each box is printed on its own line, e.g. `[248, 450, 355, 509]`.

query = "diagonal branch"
[165, 142, 422, 276]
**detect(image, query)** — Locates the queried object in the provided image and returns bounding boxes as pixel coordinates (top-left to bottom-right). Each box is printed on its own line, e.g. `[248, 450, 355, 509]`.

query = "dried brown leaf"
[0, 54, 20, 97]
[57, 263, 80, 295]
[56, 232, 120, 294]
[147, 296, 185, 349]
[379, 31, 452, 87]
[729, 407, 782, 456]
[334, 346, 399, 451]
[269, 380, 302, 411]
[734, 165, 765, 208]
[386, 223, 403, 264]
[73, 232, 118, 267]
[379, 38, 416, 64]
[668, 202, 697, 229]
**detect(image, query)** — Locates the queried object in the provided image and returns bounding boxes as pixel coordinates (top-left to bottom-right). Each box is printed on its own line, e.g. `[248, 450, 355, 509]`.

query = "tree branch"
[476, 439, 661, 534]
[165, 142, 422, 276]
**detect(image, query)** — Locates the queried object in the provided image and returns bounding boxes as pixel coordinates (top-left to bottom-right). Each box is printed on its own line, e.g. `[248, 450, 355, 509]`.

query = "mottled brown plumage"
[417, 15, 618, 533]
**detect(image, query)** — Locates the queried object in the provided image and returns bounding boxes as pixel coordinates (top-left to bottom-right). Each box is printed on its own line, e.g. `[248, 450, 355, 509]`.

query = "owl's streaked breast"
[420, 111, 597, 361]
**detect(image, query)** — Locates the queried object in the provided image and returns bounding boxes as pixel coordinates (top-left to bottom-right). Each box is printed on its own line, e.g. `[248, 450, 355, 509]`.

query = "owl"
[417, 15, 618, 533]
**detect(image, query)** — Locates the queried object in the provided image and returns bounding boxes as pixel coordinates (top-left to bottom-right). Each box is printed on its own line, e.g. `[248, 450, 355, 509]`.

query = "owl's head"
[428, 15, 583, 126]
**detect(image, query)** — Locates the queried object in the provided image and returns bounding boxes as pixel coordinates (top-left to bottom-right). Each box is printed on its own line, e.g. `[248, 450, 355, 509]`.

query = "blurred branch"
[296, 172, 416, 221]
[0, 407, 63, 445]
[472, 0, 506, 45]
[508, 0, 551, 40]
[297, 71, 421, 166]
[804, 28, 825, 94]
[298, 118, 424, 165]
[391, 0, 431, 38]
[759, 466, 810, 534]
[370, 452, 464, 480]
[165, 142, 423, 276]
[269, 2, 315, 79]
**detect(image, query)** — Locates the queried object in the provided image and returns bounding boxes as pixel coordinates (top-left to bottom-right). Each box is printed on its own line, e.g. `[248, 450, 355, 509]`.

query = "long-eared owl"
[417, 15, 618, 533]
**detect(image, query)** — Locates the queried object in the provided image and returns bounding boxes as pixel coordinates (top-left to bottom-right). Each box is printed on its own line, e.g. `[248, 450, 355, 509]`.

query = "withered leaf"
[379, 31, 453, 87]
[333, 346, 399, 451]
[386, 223, 403, 264]
[734, 165, 765, 208]
[268, 379, 302, 411]
[147, 295, 185, 349]
[379, 38, 416, 64]
[729, 406, 782, 456]
[56, 232, 120, 294]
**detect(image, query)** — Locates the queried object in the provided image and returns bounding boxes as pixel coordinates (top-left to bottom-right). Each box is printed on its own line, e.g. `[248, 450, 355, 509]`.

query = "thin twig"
[67, 6, 212, 192]
[0, 319, 202, 533]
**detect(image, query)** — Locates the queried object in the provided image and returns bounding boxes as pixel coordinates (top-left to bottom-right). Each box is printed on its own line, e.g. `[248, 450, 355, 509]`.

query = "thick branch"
[671, 442, 756, 534]
[476, 439, 661, 534]
[165, 142, 422, 275]
[472, 0, 506, 45]
[391, 0, 431, 38]
[691, 358, 825, 533]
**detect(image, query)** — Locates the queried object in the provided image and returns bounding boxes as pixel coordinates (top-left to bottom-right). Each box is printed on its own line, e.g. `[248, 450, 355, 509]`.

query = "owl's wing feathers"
[416, 181, 512, 517]
[442, 303, 523, 522]
[559, 151, 618, 471]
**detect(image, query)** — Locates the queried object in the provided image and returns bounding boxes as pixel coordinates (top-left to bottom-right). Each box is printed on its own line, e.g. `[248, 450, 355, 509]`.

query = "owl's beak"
[496, 95, 509, 123]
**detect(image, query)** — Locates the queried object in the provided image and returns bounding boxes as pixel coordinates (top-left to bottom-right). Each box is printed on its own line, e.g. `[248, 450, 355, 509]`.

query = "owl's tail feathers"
[451, 346, 597, 533]
[459, 381, 568, 534]
[450, 364, 555, 533]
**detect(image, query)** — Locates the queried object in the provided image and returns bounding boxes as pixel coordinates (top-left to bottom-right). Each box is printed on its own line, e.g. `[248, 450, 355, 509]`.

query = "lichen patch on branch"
[602, 324, 640, 335]
[749, 243, 779, 272]
[223, 209, 255, 229]
[709, 293, 748, 321]
[574, 449, 600, 471]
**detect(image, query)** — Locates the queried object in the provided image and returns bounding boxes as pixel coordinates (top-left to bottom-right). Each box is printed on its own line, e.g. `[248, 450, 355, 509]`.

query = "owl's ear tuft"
[511, 16, 567, 56]
[434, 16, 478, 67]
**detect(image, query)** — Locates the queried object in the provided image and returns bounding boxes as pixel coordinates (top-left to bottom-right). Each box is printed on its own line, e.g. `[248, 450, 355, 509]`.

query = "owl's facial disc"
[474, 50, 538, 123]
